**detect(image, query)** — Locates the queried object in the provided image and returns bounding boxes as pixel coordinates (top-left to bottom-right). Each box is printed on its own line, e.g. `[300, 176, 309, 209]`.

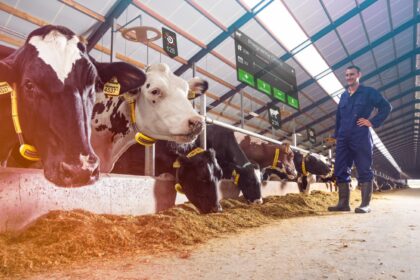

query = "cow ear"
[91, 57, 146, 94]
[188, 77, 208, 99]
[0, 52, 18, 84]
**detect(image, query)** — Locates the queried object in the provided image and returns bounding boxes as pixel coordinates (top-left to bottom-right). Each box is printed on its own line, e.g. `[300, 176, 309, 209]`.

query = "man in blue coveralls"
[328, 65, 391, 213]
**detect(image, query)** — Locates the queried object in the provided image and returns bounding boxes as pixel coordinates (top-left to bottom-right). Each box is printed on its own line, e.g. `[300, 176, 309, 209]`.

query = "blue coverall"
[334, 85, 392, 184]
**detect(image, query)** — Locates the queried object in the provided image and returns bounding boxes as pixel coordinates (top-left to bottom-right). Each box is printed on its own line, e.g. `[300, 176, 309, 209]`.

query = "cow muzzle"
[188, 116, 204, 136]
[58, 154, 99, 187]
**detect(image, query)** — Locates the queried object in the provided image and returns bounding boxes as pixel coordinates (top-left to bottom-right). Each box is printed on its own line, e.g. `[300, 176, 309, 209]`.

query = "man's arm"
[369, 89, 392, 128]
[333, 106, 341, 138]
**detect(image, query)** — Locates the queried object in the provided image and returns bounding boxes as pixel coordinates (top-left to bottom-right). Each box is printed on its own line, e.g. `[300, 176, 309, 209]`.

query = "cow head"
[233, 163, 263, 204]
[278, 143, 298, 180]
[135, 63, 206, 143]
[176, 148, 223, 213]
[301, 153, 331, 176]
[0, 25, 104, 187]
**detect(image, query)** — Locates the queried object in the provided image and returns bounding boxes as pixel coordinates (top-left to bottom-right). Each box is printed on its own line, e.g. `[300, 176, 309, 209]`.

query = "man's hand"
[357, 118, 372, 127]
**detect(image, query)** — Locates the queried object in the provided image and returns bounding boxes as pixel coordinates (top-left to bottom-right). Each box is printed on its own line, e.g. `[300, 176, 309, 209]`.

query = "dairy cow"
[205, 125, 262, 204]
[112, 142, 223, 213]
[91, 63, 207, 172]
[239, 135, 297, 181]
[0, 25, 146, 187]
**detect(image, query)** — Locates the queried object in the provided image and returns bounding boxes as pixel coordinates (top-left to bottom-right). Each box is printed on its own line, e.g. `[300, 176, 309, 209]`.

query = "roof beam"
[239, 16, 420, 123]
[173, 0, 273, 76]
[208, 0, 379, 111]
[87, 0, 132, 52]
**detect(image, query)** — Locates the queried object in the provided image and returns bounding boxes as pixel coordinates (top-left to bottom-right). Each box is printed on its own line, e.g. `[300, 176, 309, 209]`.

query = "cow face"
[0, 25, 102, 187]
[234, 163, 263, 204]
[177, 148, 223, 214]
[305, 154, 331, 176]
[136, 63, 206, 143]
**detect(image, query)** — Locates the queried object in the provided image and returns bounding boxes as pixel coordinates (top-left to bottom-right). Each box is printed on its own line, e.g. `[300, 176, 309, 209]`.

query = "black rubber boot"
[328, 182, 351, 211]
[355, 182, 373, 213]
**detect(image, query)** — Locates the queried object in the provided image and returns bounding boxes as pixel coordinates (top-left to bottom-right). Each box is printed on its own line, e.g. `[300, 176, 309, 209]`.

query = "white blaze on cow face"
[29, 30, 81, 84]
[137, 63, 205, 143]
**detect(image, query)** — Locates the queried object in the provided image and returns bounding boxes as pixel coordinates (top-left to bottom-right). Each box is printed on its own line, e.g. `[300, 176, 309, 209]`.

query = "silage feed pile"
[0, 191, 361, 278]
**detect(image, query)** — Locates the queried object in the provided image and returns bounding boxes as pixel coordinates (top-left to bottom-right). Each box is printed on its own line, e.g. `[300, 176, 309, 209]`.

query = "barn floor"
[19, 188, 420, 280]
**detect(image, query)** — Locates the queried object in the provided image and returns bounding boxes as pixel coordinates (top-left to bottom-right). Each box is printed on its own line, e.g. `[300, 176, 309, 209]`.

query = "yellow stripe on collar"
[232, 169, 240, 185]
[135, 132, 156, 146]
[186, 147, 205, 158]
[302, 154, 309, 176]
[272, 148, 280, 168]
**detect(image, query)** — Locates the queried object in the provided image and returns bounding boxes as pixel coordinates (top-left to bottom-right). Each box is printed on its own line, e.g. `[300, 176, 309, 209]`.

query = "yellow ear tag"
[173, 160, 181, 169]
[188, 89, 196, 100]
[232, 170, 239, 185]
[19, 144, 40, 161]
[0, 81, 13, 95]
[103, 77, 121, 97]
[135, 132, 156, 146]
[175, 183, 184, 194]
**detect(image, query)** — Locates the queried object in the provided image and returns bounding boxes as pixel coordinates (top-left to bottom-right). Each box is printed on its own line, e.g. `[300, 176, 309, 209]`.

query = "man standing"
[329, 66, 391, 213]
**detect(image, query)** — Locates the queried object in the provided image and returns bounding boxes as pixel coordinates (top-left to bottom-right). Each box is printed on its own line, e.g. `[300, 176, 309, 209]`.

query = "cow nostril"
[188, 117, 204, 132]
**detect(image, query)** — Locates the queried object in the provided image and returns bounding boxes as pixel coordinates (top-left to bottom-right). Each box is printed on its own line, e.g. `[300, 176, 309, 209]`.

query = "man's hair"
[346, 65, 361, 72]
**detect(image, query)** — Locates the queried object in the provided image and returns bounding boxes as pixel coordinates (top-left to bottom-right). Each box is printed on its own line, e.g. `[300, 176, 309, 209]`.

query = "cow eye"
[24, 80, 35, 92]
[151, 89, 160, 96]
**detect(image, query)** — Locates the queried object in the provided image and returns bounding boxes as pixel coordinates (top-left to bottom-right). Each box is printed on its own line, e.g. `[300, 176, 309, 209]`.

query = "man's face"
[345, 68, 361, 87]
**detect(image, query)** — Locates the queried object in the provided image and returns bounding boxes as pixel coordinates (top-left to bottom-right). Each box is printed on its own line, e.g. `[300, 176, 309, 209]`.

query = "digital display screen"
[234, 30, 299, 109]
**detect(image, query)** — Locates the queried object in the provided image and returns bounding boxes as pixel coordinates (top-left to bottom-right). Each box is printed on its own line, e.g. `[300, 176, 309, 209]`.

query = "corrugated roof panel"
[351, 52, 376, 74]
[390, 0, 414, 27]
[1, 16, 39, 39]
[75, 0, 117, 16]
[379, 67, 398, 85]
[360, 0, 391, 42]
[336, 15, 369, 54]
[314, 31, 348, 66]
[364, 75, 382, 89]
[286, 57, 312, 85]
[213, 37, 236, 65]
[394, 28, 416, 58]
[321, 0, 356, 21]
[398, 61, 416, 77]
[16, 0, 62, 24]
[372, 39, 395, 68]
[283, 0, 331, 36]
[194, 0, 247, 28]
[239, 19, 287, 57]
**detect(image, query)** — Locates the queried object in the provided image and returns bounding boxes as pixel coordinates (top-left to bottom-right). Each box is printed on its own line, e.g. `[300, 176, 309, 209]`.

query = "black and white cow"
[0, 25, 146, 187]
[205, 125, 262, 204]
[112, 142, 223, 214]
[91, 63, 207, 172]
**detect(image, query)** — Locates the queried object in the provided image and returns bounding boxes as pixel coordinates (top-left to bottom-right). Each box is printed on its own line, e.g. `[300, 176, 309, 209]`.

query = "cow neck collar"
[301, 153, 309, 176]
[321, 164, 334, 179]
[172, 147, 206, 193]
[122, 95, 156, 146]
[0, 81, 40, 161]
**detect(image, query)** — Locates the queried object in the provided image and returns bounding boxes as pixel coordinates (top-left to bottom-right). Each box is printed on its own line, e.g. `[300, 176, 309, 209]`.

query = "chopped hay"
[0, 190, 361, 278]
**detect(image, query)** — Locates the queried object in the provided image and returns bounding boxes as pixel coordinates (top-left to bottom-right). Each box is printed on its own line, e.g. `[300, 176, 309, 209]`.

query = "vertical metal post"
[240, 91, 244, 129]
[110, 18, 117, 63]
[144, 145, 155, 176]
[292, 132, 297, 147]
[194, 63, 207, 150]
[328, 148, 332, 161]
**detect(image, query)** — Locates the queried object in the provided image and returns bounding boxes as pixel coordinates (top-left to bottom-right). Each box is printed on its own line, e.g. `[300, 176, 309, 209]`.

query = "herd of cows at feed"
[0, 25, 405, 215]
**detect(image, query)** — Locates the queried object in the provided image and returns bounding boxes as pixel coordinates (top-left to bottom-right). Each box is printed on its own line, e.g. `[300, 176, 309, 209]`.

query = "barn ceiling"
[0, 0, 418, 179]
